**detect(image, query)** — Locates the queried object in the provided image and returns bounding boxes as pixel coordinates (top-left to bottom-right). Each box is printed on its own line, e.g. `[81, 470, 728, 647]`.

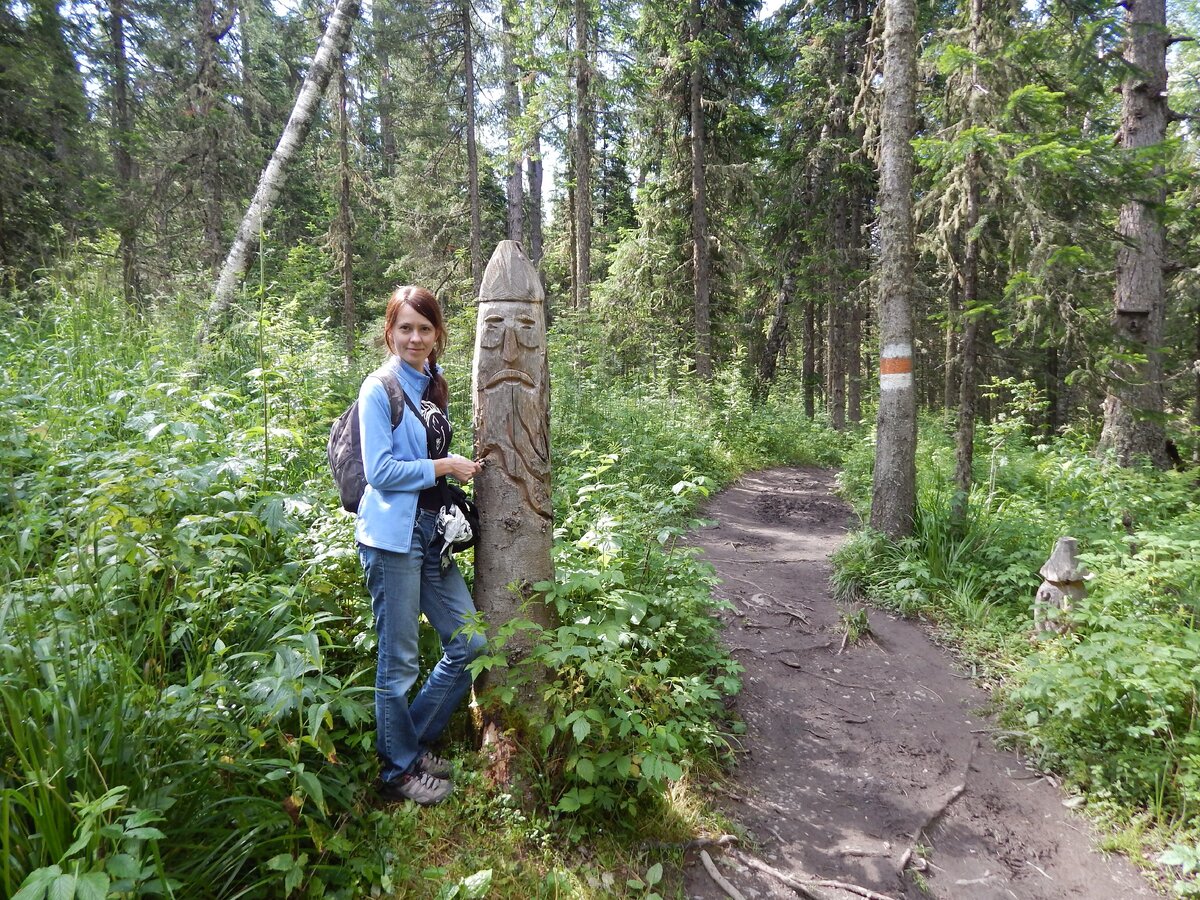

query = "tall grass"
[1, 282, 386, 897]
[2, 274, 845, 896]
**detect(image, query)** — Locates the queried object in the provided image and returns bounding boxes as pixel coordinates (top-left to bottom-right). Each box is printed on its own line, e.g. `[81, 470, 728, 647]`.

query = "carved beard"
[479, 381, 552, 521]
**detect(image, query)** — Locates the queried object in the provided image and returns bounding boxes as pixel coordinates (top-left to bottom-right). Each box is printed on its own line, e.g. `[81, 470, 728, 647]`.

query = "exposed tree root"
[700, 850, 748, 900]
[897, 740, 977, 875]
[643, 834, 739, 852]
[731, 849, 899, 900]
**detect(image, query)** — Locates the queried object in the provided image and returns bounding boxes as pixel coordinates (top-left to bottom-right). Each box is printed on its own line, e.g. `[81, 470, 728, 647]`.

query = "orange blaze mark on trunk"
[880, 356, 913, 375]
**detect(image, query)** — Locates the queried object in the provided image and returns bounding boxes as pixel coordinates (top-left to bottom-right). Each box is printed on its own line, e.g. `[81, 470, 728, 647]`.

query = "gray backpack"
[327, 367, 407, 513]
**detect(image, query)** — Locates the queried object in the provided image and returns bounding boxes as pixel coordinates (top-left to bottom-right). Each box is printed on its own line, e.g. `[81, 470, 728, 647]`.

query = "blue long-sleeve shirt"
[354, 357, 437, 553]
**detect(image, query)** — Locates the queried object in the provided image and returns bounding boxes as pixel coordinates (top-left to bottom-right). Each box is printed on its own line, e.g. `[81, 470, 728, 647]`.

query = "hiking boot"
[377, 770, 453, 806]
[416, 750, 452, 779]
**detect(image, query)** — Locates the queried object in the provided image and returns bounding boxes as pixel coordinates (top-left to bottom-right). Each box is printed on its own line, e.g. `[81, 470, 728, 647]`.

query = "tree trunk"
[689, 0, 712, 381]
[237, 0, 255, 132]
[565, 104, 578, 309]
[195, 0, 229, 274]
[1194, 306, 1200, 464]
[826, 300, 845, 427]
[943, 281, 960, 418]
[952, 0, 983, 522]
[463, 0, 483, 295]
[502, 0, 525, 244]
[109, 0, 141, 310]
[827, 200, 848, 429]
[527, 133, 544, 268]
[1097, 0, 1171, 468]
[376, 3, 396, 176]
[803, 299, 817, 419]
[337, 61, 355, 363]
[869, 0, 918, 539]
[847, 298, 862, 424]
[848, 189, 865, 425]
[1046, 344, 1062, 439]
[201, 0, 360, 339]
[755, 269, 795, 403]
[573, 0, 592, 310]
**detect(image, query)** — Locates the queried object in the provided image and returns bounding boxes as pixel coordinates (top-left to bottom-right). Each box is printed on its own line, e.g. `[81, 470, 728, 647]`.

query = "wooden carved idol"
[471, 241, 555, 654]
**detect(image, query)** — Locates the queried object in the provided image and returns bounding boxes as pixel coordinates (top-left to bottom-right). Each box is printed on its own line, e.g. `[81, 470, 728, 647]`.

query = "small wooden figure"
[1033, 536, 1091, 635]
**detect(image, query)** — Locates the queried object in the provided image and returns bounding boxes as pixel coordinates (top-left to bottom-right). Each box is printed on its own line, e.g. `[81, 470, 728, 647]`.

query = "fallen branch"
[733, 851, 898, 900]
[700, 850, 747, 900]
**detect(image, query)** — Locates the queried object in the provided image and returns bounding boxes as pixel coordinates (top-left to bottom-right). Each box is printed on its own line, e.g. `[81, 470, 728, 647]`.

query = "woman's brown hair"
[383, 285, 449, 409]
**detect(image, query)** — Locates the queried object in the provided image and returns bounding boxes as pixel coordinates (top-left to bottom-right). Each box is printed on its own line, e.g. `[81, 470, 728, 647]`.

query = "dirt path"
[681, 467, 1162, 900]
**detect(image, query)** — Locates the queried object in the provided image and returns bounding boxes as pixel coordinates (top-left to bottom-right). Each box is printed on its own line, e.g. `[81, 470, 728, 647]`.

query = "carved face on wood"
[475, 297, 551, 521]
[477, 304, 542, 389]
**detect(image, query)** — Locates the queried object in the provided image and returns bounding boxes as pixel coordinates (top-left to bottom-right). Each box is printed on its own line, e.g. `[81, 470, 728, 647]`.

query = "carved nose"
[502, 327, 518, 362]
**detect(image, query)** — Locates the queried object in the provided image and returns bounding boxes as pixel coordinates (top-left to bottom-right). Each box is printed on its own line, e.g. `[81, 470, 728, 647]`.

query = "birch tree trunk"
[202, 0, 360, 339]
[868, 0, 918, 539]
[1097, 0, 1171, 468]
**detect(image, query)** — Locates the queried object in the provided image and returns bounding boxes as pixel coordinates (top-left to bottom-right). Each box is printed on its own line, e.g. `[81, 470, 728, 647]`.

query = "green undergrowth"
[833, 393, 1200, 893]
[0, 278, 840, 898]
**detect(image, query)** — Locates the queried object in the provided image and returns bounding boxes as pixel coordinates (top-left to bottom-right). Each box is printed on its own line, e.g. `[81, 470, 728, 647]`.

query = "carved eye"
[515, 315, 540, 348]
[480, 314, 505, 349]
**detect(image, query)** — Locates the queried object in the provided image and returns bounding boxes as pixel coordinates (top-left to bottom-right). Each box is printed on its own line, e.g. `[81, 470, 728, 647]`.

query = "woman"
[356, 285, 485, 806]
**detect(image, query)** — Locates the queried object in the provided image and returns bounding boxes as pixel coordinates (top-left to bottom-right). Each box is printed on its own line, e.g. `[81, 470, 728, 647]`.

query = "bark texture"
[803, 300, 817, 419]
[952, 0, 983, 521]
[689, 0, 712, 381]
[195, 0, 231, 273]
[375, 5, 395, 176]
[336, 62, 355, 362]
[755, 270, 795, 402]
[527, 135, 544, 267]
[109, 0, 141, 309]
[1097, 0, 1170, 468]
[202, 0, 360, 337]
[868, 0, 918, 539]
[463, 0, 482, 295]
[501, 0, 525, 244]
[573, 0, 592, 310]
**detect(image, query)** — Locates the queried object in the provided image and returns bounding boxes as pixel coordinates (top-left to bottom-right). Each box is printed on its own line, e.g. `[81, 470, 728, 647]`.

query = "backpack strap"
[400, 390, 423, 420]
[396, 385, 447, 502]
[370, 365, 406, 430]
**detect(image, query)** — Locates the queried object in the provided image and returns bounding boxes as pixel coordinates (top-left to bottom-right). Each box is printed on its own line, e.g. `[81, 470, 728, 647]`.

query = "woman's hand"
[434, 453, 482, 482]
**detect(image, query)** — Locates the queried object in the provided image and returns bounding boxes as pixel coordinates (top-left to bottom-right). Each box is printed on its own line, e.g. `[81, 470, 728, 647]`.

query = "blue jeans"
[358, 510, 486, 783]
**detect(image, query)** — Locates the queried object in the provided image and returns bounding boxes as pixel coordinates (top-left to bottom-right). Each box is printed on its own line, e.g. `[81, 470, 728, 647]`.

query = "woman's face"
[390, 303, 439, 370]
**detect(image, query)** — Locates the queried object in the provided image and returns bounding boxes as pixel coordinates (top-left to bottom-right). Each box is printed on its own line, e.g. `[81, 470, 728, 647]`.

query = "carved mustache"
[484, 369, 536, 388]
